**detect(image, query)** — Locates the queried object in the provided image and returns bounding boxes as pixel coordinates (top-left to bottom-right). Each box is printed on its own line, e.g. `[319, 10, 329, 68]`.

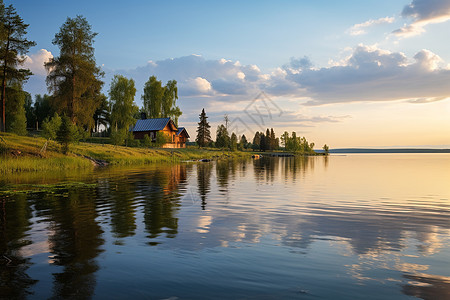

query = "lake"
[1, 154, 449, 299]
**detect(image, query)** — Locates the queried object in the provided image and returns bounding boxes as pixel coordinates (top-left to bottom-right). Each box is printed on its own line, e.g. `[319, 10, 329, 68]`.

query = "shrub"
[42, 113, 62, 140]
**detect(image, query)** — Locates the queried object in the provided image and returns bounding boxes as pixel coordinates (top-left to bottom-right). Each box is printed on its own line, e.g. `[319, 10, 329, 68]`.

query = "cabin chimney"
[141, 112, 147, 120]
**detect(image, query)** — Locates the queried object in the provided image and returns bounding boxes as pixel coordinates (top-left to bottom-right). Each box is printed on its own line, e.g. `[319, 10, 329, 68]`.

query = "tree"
[0, 3, 36, 132]
[33, 94, 53, 130]
[92, 94, 109, 134]
[163, 79, 182, 125]
[196, 108, 211, 147]
[109, 75, 137, 146]
[230, 133, 238, 151]
[5, 84, 27, 135]
[45, 15, 104, 131]
[142, 76, 182, 124]
[270, 128, 276, 150]
[323, 144, 329, 155]
[260, 133, 266, 152]
[142, 76, 163, 118]
[56, 115, 76, 154]
[215, 124, 230, 149]
[24, 91, 34, 128]
[252, 131, 261, 151]
[239, 134, 248, 150]
[265, 128, 271, 151]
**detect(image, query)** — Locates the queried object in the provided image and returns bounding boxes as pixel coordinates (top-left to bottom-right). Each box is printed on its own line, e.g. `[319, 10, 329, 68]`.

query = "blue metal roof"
[177, 127, 190, 138]
[132, 118, 170, 132]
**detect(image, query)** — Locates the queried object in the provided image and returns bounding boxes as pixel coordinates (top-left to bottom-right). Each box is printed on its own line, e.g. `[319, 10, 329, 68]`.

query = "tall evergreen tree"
[252, 131, 261, 151]
[270, 128, 276, 150]
[0, 3, 36, 132]
[239, 134, 248, 149]
[260, 133, 266, 152]
[230, 132, 238, 151]
[196, 108, 211, 147]
[45, 15, 104, 131]
[215, 124, 230, 149]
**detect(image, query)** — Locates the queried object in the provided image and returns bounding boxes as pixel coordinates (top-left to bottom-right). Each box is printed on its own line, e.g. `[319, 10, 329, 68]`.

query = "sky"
[10, 0, 450, 148]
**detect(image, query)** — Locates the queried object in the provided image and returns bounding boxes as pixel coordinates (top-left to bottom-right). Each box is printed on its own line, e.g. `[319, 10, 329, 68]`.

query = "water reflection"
[0, 155, 449, 299]
[0, 195, 36, 299]
[197, 163, 212, 210]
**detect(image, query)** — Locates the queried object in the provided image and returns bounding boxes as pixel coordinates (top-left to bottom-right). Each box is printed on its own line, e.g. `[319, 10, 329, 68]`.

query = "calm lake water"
[1, 154, 449, 299]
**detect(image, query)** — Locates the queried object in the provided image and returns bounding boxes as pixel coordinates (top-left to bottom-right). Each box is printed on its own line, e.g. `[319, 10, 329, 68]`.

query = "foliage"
[143, 134, 152, 147]
[239, 134, 248, 150]
[281, 131, 316, 155]
[42, 113, 62, 140]
[32, 94, 53, 130]
[110, 127, 128, 146]
[215, 124, 230, 149]
[142, 76, 182, 124]
[109, 75, 138, 144]
[323, 144, 329, 155]
[56, 115, 76, 154]
[252, 132, 261, 151]
[196, 108, 211, 147]
[155, 131, 171, 147]
[93, 93, 109, 133]
[5, 84, 27, 135]
[45, 15, 104, 131]
[230, 132, 238, 151]
[0, 3, 36, 132]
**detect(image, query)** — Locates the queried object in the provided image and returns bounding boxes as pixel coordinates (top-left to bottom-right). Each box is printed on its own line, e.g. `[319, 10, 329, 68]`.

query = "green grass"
[0, 132, 252, 173]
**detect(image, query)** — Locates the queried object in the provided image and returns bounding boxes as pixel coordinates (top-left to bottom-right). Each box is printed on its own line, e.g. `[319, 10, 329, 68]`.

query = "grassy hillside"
[0, 133, 250, 173]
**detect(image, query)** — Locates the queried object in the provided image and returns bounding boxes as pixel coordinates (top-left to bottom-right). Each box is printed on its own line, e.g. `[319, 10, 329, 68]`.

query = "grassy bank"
[0, 133, 251, 173]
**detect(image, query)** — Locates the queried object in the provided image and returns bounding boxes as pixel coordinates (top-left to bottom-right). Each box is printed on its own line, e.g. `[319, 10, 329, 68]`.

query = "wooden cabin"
[131, 117, 189, 148]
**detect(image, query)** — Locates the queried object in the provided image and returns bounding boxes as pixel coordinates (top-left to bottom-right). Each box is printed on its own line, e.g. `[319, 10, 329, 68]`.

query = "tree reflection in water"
[0, 194, 36, 299]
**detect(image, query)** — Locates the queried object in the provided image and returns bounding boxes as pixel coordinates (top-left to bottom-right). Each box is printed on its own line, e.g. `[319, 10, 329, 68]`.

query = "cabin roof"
[132, 118, 172, 132]
[176, 127, 190, 138]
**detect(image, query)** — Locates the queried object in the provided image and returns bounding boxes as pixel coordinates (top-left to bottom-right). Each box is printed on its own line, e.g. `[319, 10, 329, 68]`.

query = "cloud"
[24, 46, 450, 113]
[347, 17, 395, 36]
[23, 49, 53, 76]
[107, 54, 263, 101]
[283, 45, 450, 105]
[393, 0, 450, 37]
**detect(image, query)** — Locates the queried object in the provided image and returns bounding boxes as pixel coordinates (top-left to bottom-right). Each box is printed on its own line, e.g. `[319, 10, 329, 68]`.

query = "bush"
[42, 113, 62, 140]
[143, 134, 152, 147]
[110, 128, 128, 146]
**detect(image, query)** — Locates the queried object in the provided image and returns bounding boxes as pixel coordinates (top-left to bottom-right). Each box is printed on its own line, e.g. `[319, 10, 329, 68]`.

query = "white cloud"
[283, 45, 450, 105]
[347, 17, 395, 36]
[23, 49, 53, 76]
[393, 0, 450, 37]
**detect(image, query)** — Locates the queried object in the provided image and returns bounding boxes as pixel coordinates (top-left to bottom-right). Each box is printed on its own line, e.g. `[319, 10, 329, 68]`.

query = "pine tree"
[230, 132, 238, 151]
[0, 3, 36, 131]
[196, 108, 211, 147]
[45, 15, 104, 131]
[56, 115, 76, 154]
[215, 124, 230, 149]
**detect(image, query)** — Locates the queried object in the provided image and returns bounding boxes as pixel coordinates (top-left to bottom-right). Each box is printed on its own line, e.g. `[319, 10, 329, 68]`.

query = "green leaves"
[109, 75, 138, 146]
[45, 15, 103, 131]
[142, 76, 182, 124]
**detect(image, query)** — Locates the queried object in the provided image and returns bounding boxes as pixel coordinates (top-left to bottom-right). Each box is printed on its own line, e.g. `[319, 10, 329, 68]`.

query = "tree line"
[0, 3, 181, 149]
[196, 109, 328, 154]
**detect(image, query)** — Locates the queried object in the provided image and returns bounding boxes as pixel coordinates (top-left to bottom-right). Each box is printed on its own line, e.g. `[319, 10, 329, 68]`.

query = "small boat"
[199, 159, 211, 162]
[252, 154, 261, 159]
